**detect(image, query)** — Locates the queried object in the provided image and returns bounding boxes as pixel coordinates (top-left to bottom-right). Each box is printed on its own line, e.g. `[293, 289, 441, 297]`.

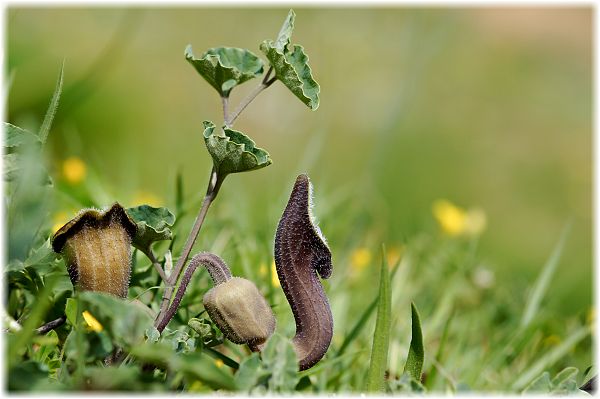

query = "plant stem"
[221, 95, 230, 128]
[148, 250, 168, 282]
[156, 252, 232, 333]
[35, 315, 66, 334]
[226, 67, 276, 127]
[154, 168, 223, 329]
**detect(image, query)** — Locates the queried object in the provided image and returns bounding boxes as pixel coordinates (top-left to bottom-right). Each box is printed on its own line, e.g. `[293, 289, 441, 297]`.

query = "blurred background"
[7, 6, 592, 386]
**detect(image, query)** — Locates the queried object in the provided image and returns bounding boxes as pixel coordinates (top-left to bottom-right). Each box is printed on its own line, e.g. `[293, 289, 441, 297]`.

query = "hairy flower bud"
[203, 277, 276, 347]
[51, 203, 137, 298]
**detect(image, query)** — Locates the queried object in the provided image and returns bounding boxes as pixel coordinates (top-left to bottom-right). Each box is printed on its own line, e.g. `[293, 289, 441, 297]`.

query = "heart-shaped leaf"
[126, 205, 175, 257]
[202, 120, 271, 178]
[260, 10, 320, 110]
[185, 46, 264, 97]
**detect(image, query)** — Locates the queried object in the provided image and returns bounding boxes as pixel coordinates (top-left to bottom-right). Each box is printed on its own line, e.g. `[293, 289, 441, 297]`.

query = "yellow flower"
[543, 334, 561, 347]
[62, 157, 86, 184]
[386, 246, 403, 269]
[132, 191, 163, 207]
[587, 307, 595, 326]
[271, 260, 280, 287]
[82, 310, 103, 332]
[214, 359, 224, 368]
[51, 211, 70, 234]
[350, 247, 372, 274]
[432, 199, 487, 237]
[259, 262, 268, 277]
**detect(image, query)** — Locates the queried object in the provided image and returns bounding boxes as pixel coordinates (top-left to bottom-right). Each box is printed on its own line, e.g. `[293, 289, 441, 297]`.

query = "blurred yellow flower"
[188, 380, 203, 392]
[351, 247, 372, 274]
[543, 334, 561, 347]
[587, 307, 595, 325]
[82, 310, 103, 332]
[259, 262, 267, 277]
[62, 156, 86, 184]
[271, 260, 280, 288]
[132, 191, 163, 207]
[214, 359, 224, 368]
[386, 245, 403, 268]
[432, 199, 487, 237]
[52, 211, 71, 234]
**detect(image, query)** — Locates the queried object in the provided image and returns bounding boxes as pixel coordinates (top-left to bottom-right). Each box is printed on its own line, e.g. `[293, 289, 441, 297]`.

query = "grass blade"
[425, 307, 453, 389]
[521, 221, 572, 329]
[403, 302, 424, 381]
[38, 61, 64, 144]
[364, 245, 392, 392]
[511, 325, 591, 391]
[337, 254, 401, 357]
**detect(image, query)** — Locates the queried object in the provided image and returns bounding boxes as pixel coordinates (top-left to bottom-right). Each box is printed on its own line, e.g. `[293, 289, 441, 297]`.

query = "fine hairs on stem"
[153, 65, 276, 331]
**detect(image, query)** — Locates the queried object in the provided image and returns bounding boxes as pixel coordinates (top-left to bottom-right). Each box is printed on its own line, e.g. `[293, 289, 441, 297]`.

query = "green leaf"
[523, 371, 552, 394]
[24, 238, 57, 268]
[403, 302, 425, 382]
[260, 43, 320, 110]
[65, 298, 78, 326]
[4, 123, 40, 148]
[260, 10, 320, 110]
[39, 61, 64, 144]
[521, 222, 571, 329]
[185, 46, 264, 96]
[261, 333, 299, 393]
[126, 205, 175, 257]
[8, 360, 51, 391]
[336, 255, 402, 357]
[202, 120, 271, 178]
[273, 9, 295, 52]
[235, 353, 269, 392]
[365, 246, 392, 392]
[78, 291, 153, 348]
[4, 153, 20, 182]
[551, 367, 579, 388]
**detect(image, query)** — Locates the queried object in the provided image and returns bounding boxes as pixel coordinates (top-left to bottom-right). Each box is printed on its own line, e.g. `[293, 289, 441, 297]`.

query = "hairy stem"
[36, 315, 67, 335]
[226, 67, 276, 127]
[148, 249, 168, 282]
[221, 95, 230, 128]
[156, 252, 232, 332]
[154, 168, 223, 328]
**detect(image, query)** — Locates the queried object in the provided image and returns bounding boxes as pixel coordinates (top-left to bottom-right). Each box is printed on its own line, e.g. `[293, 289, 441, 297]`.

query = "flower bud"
[203, 277, 276, 346]
[51, 203, 137, 298]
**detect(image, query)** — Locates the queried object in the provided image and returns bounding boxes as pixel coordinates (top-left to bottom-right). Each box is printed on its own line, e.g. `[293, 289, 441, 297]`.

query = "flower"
[51, 203, 137, 298]
[350, 247, 372, 274]
[62, 156, 87, 184]
[270, 260, 280, 287]
[386, 245, 403, 269]
[82, 310, 103, 332]
[214, 359, 224, 368]
[432, 199, 487, 237]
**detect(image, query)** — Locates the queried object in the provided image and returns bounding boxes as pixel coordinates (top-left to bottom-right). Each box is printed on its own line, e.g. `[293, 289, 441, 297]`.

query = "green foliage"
[521, 222, 572, 329]
[522, 367, 584, 394]
[403, 302, 424, 381]
[260, 10, 320, 110]
[126, 205, 176, 257]
[365, 246, 391, 392]
[185, 46, 263, 96]
[234, 334, 299, 394]
[38, 61, 64, 144]
[202, 120, 271, 178]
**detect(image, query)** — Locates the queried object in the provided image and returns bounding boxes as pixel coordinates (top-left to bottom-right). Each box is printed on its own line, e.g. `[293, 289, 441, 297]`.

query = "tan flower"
[51, 203, 137, 298]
